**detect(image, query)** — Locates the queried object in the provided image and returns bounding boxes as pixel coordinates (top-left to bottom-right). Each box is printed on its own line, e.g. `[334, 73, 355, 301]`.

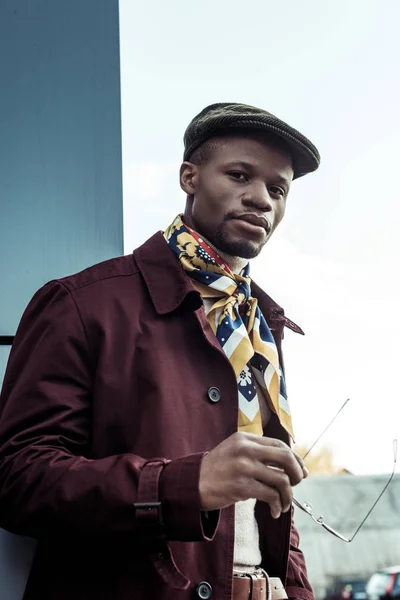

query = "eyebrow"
[224, 161, 291, 186]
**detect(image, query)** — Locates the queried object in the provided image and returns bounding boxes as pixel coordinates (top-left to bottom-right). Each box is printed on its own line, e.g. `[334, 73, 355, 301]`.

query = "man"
[0, 102, 320, 600]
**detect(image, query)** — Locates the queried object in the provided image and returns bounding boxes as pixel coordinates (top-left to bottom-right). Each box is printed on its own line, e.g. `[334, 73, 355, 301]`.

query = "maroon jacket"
[0, 232, 314, 600]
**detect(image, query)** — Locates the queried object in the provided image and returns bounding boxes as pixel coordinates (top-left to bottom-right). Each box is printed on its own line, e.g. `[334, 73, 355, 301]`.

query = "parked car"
[325, 578, 368, 600]
[342, 580, 369, 600]
[366, 567, 400, 600]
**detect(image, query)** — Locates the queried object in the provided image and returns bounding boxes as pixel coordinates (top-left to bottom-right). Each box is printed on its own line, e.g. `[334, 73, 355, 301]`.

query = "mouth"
[230, 213, 271, 235]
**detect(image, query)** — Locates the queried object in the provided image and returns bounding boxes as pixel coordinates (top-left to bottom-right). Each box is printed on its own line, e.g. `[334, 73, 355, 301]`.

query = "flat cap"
[183, 102, 320, 179]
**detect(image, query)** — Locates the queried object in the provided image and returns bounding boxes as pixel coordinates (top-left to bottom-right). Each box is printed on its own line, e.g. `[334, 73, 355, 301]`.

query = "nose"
[242, 182, 272, 212]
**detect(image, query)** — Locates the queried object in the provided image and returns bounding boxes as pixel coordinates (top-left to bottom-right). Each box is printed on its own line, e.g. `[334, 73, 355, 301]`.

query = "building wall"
[0, 0, 123, 341]
[0, 2, 123, 598]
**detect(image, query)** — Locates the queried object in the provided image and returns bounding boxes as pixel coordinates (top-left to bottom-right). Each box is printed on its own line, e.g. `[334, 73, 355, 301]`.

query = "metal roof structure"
[293, 474, 400, 599]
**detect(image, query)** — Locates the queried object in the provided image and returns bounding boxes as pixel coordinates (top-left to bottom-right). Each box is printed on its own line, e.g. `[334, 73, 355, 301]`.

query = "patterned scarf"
[164, 214, 294, 440]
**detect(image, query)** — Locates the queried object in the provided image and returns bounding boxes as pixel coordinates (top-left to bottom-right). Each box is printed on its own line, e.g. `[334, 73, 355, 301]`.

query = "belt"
[233, 571, 288, 600]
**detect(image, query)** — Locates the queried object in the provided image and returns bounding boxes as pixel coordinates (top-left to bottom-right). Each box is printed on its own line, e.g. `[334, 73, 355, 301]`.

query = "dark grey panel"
[0, 531, 36, 600]
[0, 346, 11, 388]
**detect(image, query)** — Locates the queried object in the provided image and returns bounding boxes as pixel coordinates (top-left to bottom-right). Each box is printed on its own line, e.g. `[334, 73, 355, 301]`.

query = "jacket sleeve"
[285, 513, 315, 600]
[0, 281, 219, 542]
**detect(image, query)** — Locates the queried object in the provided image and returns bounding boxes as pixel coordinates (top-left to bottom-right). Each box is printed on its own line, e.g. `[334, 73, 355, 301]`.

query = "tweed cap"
[183, 102, 320, 179]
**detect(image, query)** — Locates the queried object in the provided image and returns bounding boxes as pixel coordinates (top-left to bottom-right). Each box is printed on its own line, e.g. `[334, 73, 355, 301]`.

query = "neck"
[200, 235, 248, 275]
[216, 248, 248, 275]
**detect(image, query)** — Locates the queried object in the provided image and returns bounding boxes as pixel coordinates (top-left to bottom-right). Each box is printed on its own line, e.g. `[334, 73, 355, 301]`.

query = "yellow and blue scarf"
[164, 215, 294, 440]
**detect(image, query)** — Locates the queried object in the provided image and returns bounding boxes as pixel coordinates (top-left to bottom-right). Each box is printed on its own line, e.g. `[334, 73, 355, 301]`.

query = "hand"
[199, 432, 308, 518]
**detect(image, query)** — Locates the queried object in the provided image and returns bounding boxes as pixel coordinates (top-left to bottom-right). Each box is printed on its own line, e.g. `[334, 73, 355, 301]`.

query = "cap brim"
[184, 115, 320, 179]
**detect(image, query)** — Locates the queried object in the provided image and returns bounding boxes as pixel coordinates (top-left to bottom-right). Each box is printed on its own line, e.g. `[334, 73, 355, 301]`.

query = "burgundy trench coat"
[0, 232, 314, 600]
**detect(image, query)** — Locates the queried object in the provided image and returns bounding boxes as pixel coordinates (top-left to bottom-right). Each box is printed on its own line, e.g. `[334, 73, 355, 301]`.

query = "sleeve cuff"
[159, 452, 220, 541]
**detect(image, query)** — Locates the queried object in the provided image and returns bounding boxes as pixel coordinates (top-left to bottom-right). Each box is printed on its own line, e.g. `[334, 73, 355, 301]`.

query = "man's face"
[181, 135, 294, 259]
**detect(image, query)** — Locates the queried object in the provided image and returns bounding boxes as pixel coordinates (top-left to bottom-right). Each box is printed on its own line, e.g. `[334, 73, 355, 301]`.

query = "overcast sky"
[119, 0, 400, 475]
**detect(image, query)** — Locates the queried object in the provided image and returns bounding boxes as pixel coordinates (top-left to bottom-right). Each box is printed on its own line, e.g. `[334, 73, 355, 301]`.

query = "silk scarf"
[164, 214, 294, 439]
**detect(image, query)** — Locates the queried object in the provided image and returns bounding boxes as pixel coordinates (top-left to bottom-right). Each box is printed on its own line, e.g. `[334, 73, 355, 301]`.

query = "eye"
[269, 185, 286, 198]
[228, 171, 249, 182]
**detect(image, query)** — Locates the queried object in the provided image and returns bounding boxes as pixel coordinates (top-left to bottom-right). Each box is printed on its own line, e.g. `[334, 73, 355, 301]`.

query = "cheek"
[277, 199, 287, 218]
[272, 201, 286, 227]
[194, 187, 229, 216]
[196, 174, 234, 206]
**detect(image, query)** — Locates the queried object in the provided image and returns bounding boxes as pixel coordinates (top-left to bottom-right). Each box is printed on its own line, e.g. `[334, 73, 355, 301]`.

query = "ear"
[180, 161, 198, 195]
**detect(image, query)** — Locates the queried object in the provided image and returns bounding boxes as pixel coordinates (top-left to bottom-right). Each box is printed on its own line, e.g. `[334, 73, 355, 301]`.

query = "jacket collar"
[134, 231, 303, 334]
[134, 232, 202, 315]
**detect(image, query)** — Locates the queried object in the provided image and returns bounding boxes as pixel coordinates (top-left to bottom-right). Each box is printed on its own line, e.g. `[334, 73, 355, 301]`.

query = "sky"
[119, 0, 400, 475]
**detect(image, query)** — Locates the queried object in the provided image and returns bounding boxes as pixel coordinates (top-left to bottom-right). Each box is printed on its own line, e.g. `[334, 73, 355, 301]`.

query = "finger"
[245, 434, 288, 448]
[294, 453, 309, 477]
[250, 463, 293, 512]
[252, 437, 308, 477]
[246, 479, 284, 519]
[227, 433, 304, 484]
[252, 435, 309, 478]
[249, 445, 304, 485]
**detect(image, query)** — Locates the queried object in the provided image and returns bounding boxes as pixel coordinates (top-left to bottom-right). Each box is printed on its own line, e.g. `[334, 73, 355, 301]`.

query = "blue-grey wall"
[0, 0, 123, 339]
[0, 2, 123, 598]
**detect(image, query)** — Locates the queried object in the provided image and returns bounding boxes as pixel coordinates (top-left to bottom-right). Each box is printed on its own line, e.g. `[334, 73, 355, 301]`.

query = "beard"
[183, 208, 270, 260]
[211, 218, 268, 259]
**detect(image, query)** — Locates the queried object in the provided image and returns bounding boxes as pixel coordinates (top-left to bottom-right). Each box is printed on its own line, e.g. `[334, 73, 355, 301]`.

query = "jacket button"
[207, 387, 221, 403]
[196, 581, 213, 599]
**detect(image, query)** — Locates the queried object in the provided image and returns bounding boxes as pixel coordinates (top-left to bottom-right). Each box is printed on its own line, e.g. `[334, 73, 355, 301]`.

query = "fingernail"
[303, 466, 309, 477]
